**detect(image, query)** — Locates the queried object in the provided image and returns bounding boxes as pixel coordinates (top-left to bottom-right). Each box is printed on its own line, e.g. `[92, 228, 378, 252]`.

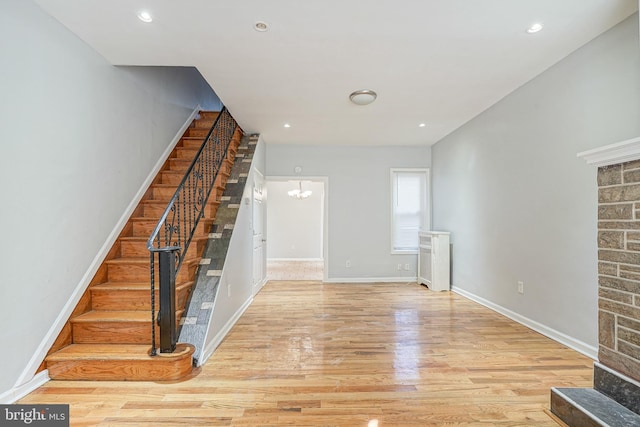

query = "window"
[391, 169, 429, 253]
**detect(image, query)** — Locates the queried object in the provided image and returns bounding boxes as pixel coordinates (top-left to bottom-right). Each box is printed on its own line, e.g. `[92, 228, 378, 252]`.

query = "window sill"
[391, 249, 418, 255]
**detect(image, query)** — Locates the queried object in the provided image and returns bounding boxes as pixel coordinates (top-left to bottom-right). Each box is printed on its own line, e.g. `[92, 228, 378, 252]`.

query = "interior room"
[2, 1, 640, 425]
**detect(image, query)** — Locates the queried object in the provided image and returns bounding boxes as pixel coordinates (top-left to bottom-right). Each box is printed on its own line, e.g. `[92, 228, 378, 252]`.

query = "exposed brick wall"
[598, 161, 640, 382]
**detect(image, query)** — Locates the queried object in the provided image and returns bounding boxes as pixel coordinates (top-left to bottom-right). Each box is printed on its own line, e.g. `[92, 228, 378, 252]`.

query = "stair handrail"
[147, 107, 238, 355]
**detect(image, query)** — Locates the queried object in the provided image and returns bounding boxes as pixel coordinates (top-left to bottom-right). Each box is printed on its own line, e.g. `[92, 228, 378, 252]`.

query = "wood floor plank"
[20, 281, 592, 426]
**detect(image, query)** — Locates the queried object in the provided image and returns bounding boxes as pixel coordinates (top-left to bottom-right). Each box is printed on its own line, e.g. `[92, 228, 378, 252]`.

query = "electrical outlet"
[404, 263, 410, 270]
[397, 264, 402, 271]
[517, 281, 524, 294]
[346, 260, 351, 268]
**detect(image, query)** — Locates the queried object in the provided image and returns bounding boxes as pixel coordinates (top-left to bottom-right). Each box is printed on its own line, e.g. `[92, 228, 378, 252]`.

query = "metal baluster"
[147, 107, 239, 354]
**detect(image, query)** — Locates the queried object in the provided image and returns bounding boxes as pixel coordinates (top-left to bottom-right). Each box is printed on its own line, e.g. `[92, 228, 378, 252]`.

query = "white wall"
[266, 180, 324, 260]
[431, 14, 640, 352]
[0, 0, 220, 399]
[266, 145, 431, 281]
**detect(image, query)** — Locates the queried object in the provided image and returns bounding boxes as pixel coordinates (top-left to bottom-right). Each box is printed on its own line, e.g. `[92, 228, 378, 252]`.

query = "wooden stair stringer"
[42, 112, 243, 381]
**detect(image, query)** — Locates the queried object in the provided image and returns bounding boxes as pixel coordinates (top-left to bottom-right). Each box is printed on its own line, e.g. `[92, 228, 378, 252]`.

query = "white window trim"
[390, 168, 430, 255]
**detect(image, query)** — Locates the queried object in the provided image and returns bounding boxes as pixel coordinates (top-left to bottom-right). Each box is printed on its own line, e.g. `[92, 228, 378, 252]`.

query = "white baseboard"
[452, 286, 598, 360]
[323, 276, 418, 284]
[13, 106, 202, 389]
[267, 258, 324, 262]
[0, 371, 49, 404]
[198, 297, 254, 366]
[253, 277, 268, 296]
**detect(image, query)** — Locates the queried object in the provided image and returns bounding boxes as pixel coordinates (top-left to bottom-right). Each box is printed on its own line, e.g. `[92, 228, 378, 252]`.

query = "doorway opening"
[265, 177, 327, 281]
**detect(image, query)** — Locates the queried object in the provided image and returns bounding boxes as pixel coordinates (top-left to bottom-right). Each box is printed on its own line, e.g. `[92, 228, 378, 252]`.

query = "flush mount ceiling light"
[137, 10, 153, 23]
[419, 123, 426, 128]
[283, 123, 291, 128]
[349, 90, 377, 106]
[526, 23, 543, 33]
[254, 21, 269, 32]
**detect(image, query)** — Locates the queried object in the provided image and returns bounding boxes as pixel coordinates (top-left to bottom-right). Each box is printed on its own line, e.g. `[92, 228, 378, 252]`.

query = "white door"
[252, 171, 266, 294]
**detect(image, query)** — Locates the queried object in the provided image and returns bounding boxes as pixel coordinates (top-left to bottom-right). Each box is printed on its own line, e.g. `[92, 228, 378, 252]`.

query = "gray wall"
[431, 14, 640, 350]
[0, 0, 220, 398]
[266, 144, 431, 280]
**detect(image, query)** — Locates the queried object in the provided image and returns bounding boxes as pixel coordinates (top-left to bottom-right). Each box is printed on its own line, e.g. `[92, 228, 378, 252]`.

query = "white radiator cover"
[418, 231, 451, 291]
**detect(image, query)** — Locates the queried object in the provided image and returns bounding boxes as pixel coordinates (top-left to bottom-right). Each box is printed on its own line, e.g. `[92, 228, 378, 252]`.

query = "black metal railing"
[147, 107, 238, 355]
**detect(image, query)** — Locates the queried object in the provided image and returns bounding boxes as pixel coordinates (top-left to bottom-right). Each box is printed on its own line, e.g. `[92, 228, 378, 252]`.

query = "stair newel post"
[158, 249, 178, 353]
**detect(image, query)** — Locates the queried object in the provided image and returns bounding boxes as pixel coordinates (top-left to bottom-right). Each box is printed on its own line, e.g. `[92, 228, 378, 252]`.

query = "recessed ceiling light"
[284, 123, 291, 128]
[137, 10, 153, 23]
[526, 23, 543, 34]
[254, 21, 269, 32]
[419, 123, 426, 128]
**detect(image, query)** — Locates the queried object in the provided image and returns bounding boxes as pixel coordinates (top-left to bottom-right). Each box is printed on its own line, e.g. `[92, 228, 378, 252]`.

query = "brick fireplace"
[551, 137, 640, 427]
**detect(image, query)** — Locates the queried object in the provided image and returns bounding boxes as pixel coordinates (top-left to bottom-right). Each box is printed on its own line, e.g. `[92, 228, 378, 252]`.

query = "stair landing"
[47, 344, 195, 381]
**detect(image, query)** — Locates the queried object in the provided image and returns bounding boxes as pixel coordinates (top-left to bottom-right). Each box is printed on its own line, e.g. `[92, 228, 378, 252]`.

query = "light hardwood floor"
[20, 281, 593, 426]
[267, 260, 324, 281]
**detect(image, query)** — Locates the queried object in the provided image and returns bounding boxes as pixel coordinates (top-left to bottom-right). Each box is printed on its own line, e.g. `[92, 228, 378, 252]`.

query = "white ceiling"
[33, 0, 638, 146]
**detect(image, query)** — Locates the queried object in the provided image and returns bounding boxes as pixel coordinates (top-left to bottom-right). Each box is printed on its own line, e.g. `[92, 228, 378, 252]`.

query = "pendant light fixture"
[288, 181, 312, 199]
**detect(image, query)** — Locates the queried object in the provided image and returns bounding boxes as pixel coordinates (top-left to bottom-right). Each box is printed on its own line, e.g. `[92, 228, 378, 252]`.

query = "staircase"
[44, 111, 242, 381]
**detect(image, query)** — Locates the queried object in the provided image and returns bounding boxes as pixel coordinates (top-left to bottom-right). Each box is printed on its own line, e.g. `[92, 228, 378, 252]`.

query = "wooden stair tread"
[47, 343, 193, 361]
[131, 216, 214, 224]
[153, 183, 182, 189]
[130, 217, 160, 222]
[46, 343, 194, 380]
[140, 199, 220, 206]
[72, 310, 153, 323]
[161, 170, 190, 175]
[118, 236, 149, 242]
[193, 120, 216, 128]
[105, 256, 200, 266]
[92, 281, 194, 291]
[92, 281, 151, 290]
[105, 257, 148, 265]
[119, 235, 209, 243]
